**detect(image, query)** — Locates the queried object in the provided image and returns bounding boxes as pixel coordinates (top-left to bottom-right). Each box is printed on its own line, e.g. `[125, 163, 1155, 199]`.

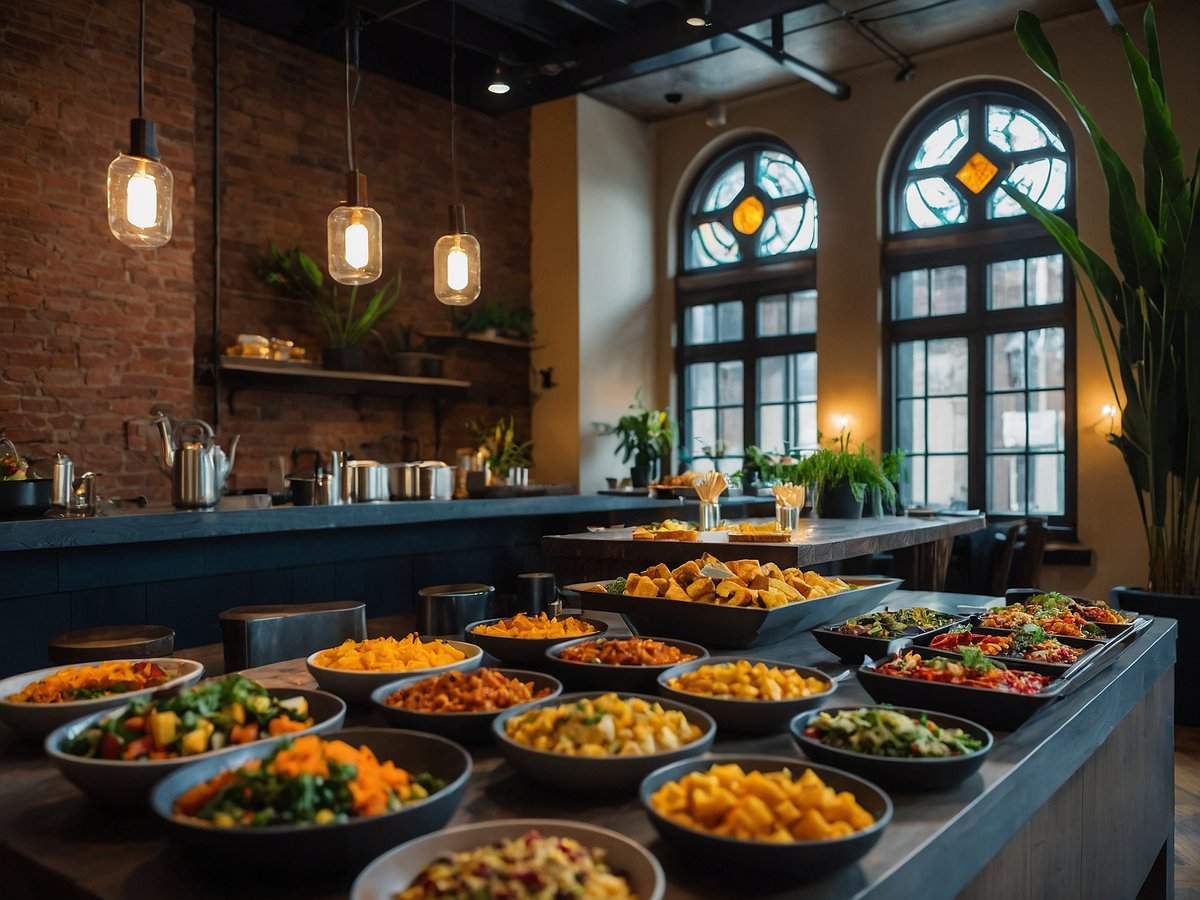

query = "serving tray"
[812, 610, 970, 663]
[910, 625, 1108, 676]
[560, 576, 901, 649]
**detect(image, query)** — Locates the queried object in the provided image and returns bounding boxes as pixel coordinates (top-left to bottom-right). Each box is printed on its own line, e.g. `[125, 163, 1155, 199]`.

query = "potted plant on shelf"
[263, 244, 400, 371]
[795, 433, 897, 519]
[596, 390, 676, 488]
[385, 323, 445, 379]
[470, 416, 533, 487]
[451, 299, 534, 342]
[1002, 7, 1199, 722]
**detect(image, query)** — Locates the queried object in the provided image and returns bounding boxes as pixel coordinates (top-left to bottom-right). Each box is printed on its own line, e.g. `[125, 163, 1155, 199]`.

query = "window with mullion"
[678, 138, 819, 473]
[883, 83, 1075, 526]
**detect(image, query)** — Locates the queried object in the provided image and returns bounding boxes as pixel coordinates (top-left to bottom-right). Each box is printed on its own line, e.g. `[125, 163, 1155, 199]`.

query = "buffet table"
[543, 514, 985, 591]
[0, 590, 1175, 900]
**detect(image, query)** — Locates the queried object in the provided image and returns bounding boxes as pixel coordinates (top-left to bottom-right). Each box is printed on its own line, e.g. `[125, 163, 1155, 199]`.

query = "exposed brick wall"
[0, 0, 533, 502]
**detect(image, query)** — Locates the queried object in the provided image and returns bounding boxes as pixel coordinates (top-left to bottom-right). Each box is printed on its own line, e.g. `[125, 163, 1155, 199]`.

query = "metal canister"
[49, 453, 74, 508]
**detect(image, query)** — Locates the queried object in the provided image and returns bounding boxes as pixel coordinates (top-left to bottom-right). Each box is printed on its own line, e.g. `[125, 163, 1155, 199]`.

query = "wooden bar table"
[543, 514, 985, 590]
[0, 592, 1175, 900]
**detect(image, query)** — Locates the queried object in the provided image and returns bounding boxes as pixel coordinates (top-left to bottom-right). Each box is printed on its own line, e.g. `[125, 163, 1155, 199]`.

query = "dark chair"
[218, 600, 366, 671]
[958, 518, 1025, 597]
[1007, 516, 1048, 590]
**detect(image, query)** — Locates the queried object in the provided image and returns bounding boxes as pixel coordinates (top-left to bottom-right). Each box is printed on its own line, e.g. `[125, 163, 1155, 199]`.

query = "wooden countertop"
[0, 592, 1176, 900]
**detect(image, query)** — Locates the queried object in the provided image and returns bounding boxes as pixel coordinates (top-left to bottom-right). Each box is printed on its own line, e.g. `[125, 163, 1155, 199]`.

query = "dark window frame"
[676, 138, 818, 469]
[881, 83, 1078, 532]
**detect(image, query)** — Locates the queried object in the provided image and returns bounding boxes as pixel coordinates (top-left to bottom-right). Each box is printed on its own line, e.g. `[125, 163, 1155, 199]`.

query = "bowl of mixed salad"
[44, 673, 346, 805]
[351, 819, 664, 900]
[151, 727, 471, 873]
[790, 705, 993, 790]
[0, 657, 204, 741]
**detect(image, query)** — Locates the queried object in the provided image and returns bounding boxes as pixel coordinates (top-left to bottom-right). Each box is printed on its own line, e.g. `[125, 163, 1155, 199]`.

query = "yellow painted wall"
[651, 2, 1200, 597]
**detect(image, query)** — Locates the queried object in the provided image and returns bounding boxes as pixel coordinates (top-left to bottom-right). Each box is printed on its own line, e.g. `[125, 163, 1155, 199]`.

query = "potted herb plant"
[596, 390, 675, 487]
[451, 298, 534, 342]
[264, 244, 399, 371]
[795, 434, 897, 519]
[470, 415, 533, 486]
[1002, 6, 1200, 721]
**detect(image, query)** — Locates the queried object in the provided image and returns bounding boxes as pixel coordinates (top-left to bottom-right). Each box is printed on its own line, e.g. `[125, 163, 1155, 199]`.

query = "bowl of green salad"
[812, 608, 969, 662]
[790, 705, 993, 791]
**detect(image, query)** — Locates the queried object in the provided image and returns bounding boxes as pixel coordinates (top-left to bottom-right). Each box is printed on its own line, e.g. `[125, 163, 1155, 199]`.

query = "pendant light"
[107, 0, 172, 249]
[328, 9, 382, 286]
[434, 0, 481, 306]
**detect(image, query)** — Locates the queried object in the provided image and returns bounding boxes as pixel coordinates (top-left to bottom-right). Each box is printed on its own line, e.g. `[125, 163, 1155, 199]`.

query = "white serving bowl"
[352, 819, 664, 900]
[0, 657, 205, 741]
[306, 638, 483, 703]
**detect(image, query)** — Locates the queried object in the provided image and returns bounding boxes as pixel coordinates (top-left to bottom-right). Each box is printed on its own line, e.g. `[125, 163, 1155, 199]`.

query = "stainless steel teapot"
[153, 415, 239, 509]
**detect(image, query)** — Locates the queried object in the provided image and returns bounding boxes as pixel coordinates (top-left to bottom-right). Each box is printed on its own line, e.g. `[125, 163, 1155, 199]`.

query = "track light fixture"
[487, 63, 511, 95]
[686, 0, 712, 27]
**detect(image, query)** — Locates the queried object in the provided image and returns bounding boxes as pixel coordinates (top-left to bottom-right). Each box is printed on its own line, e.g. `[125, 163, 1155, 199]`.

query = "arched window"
[883, 84, 1075, 525]
[677, 140, 818, 471]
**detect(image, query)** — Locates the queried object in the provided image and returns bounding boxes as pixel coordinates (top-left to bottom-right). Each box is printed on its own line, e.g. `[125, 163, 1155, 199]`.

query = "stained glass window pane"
[911, 111, 969, 170]
[702, 162, 744, 212]
[991, 157, 1067, 218]
[690, 220, 740, 268]
[987, 104, 1065, 153]
[761, 201, 817, 255]
[757, 150, 811, 200]
[903, 178, 966, 229]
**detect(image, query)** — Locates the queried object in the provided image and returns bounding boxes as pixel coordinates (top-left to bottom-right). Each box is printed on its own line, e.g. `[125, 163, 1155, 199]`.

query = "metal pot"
[418, 461, 454, 500]
[0, 478, 53, 519]
[287, 475, 315, 506]
[389, 462, 421, 500]
[349, 460, 389, 502]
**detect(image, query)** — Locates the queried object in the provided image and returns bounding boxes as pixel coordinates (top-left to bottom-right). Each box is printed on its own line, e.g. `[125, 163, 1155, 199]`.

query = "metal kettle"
[153, 415, 239, 509]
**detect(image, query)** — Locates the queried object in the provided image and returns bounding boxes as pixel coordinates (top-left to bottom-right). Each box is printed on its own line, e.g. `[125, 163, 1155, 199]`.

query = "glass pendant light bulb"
[327, 172, 382, 285]
[434, 205, 481, 306]
[107, 134, 173, 249]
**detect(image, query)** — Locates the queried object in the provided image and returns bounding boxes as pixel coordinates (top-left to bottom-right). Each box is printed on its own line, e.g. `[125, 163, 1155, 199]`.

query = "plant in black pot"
[385, 323, 445, 379]
[795, 434, 896, 520]
[596, 390, 675, 488]
[451, 298, 534, 342]
[263, 244, 399, 371]
[470, 416, 533, 486]
[1002, 8, 1200, 722]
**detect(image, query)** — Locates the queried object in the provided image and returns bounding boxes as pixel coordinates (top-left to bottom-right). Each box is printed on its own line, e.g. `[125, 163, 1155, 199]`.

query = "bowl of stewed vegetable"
[44, 674, 346, 805]
[150, 727, 471, 874]
[790, 705, 993, 790]
[491, 691, 715, 793]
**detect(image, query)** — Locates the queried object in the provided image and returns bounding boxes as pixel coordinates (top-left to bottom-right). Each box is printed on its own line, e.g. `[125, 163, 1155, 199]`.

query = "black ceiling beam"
[726, 27, 850, 99]
[360, 1, 541, 62]
[541, 0, 631, 32]
[453, 0, 580, 49]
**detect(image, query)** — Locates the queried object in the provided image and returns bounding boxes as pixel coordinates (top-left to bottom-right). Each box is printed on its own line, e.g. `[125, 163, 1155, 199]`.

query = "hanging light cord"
[450, 0, 460, 206]
[343, 4, 363, 174]
[137, 0, 146, 118]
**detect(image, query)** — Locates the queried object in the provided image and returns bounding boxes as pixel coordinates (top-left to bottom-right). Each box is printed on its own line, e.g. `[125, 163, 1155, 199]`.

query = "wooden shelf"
[215, 357, 469, 408]
[422, 330, 538, 349]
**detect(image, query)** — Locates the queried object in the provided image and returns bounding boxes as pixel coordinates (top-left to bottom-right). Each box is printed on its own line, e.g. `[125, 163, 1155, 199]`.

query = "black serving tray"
[1002, 589, 1143, 639]
[856, 646, 1075, 731]
[910, 626, 1107, 676]
[812, 609, 970, 663]
[560, 576, 902, 650]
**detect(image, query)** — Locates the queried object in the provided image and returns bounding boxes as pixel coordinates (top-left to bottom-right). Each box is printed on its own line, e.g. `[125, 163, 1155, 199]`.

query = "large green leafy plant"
[795, 434, 896, 515]
[1002, 6, 1199, 594]
[596, 390, 676, 477]
[264, 244, 400, 349]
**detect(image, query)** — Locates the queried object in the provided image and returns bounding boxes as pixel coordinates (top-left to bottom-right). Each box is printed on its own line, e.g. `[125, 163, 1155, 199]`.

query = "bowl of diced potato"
[465, 613, 609, 665]
[306, 635, 483, 704]
[639, 754, 892, 878]
[492, 691, 715, 793]
[656, 657, 836, 733]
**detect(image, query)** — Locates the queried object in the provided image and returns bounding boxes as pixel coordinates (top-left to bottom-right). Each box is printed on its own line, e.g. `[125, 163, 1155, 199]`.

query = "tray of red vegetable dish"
[914, 624, 1105, 676]
[984, 590, 1142, 640]
[857, 646, 1073, 731]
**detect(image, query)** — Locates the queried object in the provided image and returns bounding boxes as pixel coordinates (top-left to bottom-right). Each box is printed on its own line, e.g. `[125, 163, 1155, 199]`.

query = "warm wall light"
[107, 0, 172, 249]
[435, 2, 481, 306]
[834, 414, 851, 432]
[328, 16, 381, 286]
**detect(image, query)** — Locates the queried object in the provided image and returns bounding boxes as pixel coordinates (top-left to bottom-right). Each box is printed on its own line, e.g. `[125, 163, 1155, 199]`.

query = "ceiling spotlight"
[895, 62, 916, 82]
[705, 100, 726, 127]
[487, 64, 510, 94]
[686, 0, 712, 27]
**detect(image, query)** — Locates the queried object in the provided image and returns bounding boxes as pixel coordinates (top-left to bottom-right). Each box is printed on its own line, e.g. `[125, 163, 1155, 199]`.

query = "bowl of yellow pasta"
[464, 613, 609, 665]
[656, 657, 836, 733]
[639, 755, 892, 878]
[491, 691, 715, 792]
[306, 635, 483, 703]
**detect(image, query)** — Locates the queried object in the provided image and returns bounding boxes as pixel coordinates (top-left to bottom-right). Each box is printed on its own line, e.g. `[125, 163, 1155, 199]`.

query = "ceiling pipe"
[726, 28, 850, 99]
